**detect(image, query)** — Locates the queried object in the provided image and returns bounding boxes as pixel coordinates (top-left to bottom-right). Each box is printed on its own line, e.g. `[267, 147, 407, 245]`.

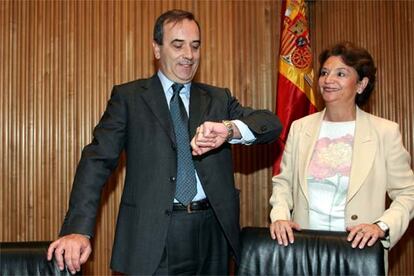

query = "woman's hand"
[346, 223, 385, 249]
[269, 220, 301, 246]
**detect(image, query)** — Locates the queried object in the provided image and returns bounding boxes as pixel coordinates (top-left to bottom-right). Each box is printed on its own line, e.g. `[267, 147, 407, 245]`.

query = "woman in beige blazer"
[269, 42, 414, 254]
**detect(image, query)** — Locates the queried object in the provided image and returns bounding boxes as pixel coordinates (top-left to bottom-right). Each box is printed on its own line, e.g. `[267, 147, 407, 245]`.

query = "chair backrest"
[238, 227, 385, 276]
[0, 241, 80, 275]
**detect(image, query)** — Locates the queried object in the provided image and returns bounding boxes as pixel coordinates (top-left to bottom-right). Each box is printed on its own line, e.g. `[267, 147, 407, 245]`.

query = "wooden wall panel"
[0, 0, 280, 274]
[1, 0, 413, 275]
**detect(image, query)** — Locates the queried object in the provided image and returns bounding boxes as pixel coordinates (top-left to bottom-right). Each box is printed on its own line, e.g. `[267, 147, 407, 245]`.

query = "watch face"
[376, 221, 389, 233]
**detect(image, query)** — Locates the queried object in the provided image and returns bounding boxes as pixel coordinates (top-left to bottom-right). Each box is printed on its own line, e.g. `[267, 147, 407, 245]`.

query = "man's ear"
[152, 41, 161, 60]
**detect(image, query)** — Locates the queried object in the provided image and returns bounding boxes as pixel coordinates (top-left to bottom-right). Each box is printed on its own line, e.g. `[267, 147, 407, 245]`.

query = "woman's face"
[318, 56, 365, 107]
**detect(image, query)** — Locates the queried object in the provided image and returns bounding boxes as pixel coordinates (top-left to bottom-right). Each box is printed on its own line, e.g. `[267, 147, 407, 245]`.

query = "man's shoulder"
[192, 81, 228, 93]
[114, 75, 157, 92]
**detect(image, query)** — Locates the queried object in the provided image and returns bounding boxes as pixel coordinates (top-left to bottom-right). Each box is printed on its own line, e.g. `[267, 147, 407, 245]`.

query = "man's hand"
[346, 223, 385, 249]
[269, 220, 301, 246]
[191, 121, 240, 156]
[47, 234, 92, 274]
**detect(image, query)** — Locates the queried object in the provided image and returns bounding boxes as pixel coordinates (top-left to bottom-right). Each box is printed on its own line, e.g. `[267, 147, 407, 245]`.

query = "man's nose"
[183, 45, 194, 59]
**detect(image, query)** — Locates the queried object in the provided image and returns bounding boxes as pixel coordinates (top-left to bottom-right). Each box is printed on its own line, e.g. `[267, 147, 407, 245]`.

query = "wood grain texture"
[1, 0, 412, 274]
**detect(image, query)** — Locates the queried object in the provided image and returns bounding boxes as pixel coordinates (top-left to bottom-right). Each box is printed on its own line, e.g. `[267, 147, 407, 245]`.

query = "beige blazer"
[270, 107, 414, 248]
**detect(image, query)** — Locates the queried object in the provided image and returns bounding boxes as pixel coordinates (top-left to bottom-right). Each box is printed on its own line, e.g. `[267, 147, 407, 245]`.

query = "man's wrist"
[222, 120, 234, 141]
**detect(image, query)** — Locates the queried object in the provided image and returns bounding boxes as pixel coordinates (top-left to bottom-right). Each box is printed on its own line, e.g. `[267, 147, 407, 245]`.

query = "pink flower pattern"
[308, 134, 353, 181]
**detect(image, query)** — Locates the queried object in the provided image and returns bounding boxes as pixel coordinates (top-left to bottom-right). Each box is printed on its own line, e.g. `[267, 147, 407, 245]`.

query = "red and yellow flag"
[273, 0, 318, 175]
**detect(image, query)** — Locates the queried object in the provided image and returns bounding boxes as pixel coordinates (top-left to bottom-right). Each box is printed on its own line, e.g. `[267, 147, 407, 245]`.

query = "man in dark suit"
[47, 9, 282, 275]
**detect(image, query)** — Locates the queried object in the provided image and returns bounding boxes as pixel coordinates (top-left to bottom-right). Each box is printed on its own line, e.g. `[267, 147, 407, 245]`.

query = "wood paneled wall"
[1, 0, 412, 275]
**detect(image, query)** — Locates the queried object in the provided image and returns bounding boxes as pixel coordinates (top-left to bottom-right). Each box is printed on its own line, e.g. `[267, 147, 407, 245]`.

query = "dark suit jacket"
[60, 74, 282, 274]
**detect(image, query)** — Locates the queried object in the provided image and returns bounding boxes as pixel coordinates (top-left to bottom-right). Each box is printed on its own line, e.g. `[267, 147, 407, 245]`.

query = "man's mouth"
[179, 60, 194, 66]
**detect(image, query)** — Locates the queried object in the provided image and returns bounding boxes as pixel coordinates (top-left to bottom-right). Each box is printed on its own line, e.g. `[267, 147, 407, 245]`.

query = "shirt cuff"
[228, 120, 256, 145]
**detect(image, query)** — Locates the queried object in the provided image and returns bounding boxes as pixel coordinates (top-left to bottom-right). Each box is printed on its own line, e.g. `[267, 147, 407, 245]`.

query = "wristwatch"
[375, 221, 390, 238]
[222, 120, 234, 142]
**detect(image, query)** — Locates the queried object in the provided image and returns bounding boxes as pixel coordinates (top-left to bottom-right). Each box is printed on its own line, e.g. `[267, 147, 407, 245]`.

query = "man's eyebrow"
[170, 39, 184, 44]
[170, 39, 201, 44]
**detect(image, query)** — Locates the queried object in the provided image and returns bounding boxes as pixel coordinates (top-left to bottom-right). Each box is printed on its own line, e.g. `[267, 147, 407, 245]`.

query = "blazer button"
[164, 210, 171, 216]
[351, 214, 358, 220]
[170, 176, 176, 182]
[260, 125, 268, 132]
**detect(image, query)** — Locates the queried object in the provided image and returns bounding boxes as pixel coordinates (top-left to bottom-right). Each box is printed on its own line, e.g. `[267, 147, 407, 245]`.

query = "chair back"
[0, 241, 80, 275]
[238, 227, 385, 275]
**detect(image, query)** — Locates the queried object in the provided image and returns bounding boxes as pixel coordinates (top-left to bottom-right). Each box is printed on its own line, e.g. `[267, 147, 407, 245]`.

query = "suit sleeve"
[60, 86, 127, 237]
[378, 124, 414, 248]
[225, 88, 282, 144]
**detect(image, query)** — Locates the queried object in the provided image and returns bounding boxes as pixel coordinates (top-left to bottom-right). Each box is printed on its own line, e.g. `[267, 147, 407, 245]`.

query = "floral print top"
[307, 120, 355, 231]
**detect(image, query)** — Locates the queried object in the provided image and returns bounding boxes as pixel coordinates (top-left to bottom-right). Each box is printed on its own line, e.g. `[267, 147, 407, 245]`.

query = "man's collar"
[157, 70, 191, 97]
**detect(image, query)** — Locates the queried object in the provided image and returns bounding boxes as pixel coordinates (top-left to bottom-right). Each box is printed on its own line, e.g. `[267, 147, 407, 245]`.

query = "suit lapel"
[298, 110, 325, 203]
[139, 78, 212, 145]
[140, 75, 176, 144]
[188, 83, 211, 137]
[347, 108, 376, 203]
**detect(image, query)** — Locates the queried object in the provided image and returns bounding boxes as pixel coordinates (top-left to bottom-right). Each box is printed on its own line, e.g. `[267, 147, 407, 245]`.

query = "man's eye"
[337, 72, 346, 77]
[320, 70, 328, 76]
[173, 44, 183, 49]
[192, 44, 200, 50]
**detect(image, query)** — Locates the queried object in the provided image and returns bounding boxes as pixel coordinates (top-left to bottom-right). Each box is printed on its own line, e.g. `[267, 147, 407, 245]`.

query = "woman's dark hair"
[153, 9, 200, 45]
[318, 41, 377, 107]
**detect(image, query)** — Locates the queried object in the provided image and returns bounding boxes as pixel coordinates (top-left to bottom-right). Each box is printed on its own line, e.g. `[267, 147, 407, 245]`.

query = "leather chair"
[0, 241, 80, 275]
[238, 227, 385, 275]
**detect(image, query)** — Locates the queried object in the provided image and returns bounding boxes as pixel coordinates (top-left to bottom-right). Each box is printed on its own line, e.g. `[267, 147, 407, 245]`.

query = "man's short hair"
[153, 9, 200, 45]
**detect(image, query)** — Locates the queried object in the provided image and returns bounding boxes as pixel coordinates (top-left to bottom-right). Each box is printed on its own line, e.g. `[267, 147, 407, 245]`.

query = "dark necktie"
[170, 83, 197, 205]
